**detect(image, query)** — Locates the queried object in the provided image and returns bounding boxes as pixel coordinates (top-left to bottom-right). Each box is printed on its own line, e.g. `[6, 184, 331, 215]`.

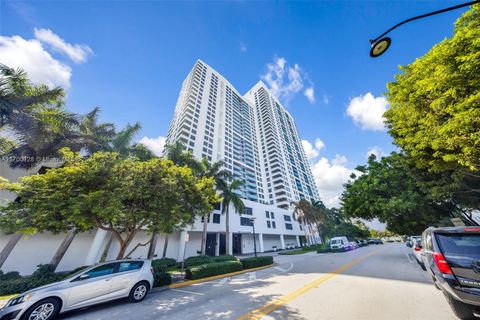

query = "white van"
[330, 236, 352, 252]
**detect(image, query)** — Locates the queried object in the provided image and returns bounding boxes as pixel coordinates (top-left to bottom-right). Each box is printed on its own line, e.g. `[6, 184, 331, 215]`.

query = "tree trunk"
[200, 213, 208, 255]
[100, 233, 114, 262]
[50, 230, 76, 270]
[115, 231, 136, 260]
[0, 233, 22, 268]
[302, 222, 310, 245]
[147, 233, 158, 259]
[225, 206, 231, 255]
[162, 234, 169, 258]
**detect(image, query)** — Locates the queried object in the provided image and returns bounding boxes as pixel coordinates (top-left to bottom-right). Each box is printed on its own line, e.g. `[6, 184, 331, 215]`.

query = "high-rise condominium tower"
[166, 60, 319, 208]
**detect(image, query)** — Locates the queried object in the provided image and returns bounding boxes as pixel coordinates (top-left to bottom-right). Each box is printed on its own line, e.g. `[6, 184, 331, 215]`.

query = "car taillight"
[464, 227, 480, 232]
[433, 252, 453, 275]
[414, 247, 421, 252]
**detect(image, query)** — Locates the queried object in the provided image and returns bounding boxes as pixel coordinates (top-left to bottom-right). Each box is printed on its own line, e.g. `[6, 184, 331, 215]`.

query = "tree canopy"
[341, 153, 457, 235]
[384, 4, 480, 209]
[0, 149, 220, 258]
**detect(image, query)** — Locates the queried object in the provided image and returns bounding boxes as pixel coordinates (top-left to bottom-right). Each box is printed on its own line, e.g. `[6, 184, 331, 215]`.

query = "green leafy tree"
[341, 153, 454, 235]
[0, 149, 219, 260]
[384, 4, 480, 209]
[217, 179, 245, 255]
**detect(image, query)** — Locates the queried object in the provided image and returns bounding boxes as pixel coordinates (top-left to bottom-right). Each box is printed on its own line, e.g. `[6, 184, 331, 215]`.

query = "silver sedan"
[0, 259, 155, 320]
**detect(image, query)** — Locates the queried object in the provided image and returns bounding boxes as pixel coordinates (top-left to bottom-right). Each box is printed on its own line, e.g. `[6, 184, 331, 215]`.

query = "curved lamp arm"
[370, 0, 480, 44]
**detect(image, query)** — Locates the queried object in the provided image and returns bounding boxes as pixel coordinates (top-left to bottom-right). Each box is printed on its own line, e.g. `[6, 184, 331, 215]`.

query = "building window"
[285, 223, 293, 230]
[272, 221, 276, 229]
[271, 212, 275, 219]
[213, 213, 220, 224]
[267, 221, 271, 228]
[284, 215, 291, 222]
[299, 224, 303, 231]
[201, 215, 211, 223]
[213, 202, 221, 211]
[240, 217, 253, 226]
[265, 211, 270, 218]
[243, 207, 253, 215]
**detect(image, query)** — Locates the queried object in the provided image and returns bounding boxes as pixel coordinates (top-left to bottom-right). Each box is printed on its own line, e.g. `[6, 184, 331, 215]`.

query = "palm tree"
[197, 158, 231, 255]
[164, 142, 201, 172]
[217, 179, 245, 255]
[110, 122, 155, 160]
[292, 199, 318, 246]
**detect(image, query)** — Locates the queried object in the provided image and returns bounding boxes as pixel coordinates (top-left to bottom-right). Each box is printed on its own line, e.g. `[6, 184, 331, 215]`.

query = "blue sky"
[0, 0, 469, 209]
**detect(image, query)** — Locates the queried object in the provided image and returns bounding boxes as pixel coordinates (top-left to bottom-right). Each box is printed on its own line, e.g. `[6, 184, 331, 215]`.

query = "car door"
[109, 261, 144, 298]
[65, 262, 117, 309]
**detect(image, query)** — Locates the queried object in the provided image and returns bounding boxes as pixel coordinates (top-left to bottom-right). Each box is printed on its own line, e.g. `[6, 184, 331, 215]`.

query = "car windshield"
[331, 240, 340, 244]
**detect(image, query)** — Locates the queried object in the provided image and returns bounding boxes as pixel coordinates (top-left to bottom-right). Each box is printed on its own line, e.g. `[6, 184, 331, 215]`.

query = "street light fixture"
[369, 0, 480, 58]
[249, 217, 257, 258]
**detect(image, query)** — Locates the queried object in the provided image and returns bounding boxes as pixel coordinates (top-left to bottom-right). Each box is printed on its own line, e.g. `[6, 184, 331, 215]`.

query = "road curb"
[166, 264, 275, 289]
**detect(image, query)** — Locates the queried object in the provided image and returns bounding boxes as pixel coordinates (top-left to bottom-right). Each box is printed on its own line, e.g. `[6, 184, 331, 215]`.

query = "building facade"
[165, 60, 322, 255]
[0, 60, 321, 275]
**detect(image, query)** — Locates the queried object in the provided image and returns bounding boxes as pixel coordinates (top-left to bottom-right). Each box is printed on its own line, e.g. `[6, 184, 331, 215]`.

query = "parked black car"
[421, 226, 480, 320]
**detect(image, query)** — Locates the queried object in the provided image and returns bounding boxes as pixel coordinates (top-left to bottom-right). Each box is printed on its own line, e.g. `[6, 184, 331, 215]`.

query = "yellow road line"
[238, 247, 385, 320]
[168, 264, 274, 289]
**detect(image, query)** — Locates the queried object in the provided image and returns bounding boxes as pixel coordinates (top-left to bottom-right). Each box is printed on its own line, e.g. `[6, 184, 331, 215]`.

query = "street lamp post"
[250, 217, 257, 258]
[370, 0, 480, 58]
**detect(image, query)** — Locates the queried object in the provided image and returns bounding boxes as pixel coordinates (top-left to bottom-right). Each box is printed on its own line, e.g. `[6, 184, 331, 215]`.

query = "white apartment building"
[0, 60, 321, 275]
[165, 60, 321, 256]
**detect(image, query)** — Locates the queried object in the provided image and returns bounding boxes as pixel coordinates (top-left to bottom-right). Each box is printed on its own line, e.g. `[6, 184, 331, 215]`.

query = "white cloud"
[301, 138, 325, 160]
[240, 41, 247, 53]
[261, 56, 315, 104]
[366, 146, 387, 159]
[0, 35, 72, 88]
[304, 87, 315, 103]
[322, 94, 330, 105]
[302, 140, 319, 159]
[346, 92, 389, 131]
[34, 28, 93, 63]
[314, 138, 325, 151]
[311, 155, 358, 208]
[138, 136, 166, 156]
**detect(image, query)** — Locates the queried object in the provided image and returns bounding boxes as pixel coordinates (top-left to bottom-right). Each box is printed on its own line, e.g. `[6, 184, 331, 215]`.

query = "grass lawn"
[278, 250, 309, 255]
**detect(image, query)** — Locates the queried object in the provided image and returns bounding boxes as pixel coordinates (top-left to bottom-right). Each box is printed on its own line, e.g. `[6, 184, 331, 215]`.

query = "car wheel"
[444, 292, 476, 320]
[21, 298, 60, 320]
[129, 281, 149, 303]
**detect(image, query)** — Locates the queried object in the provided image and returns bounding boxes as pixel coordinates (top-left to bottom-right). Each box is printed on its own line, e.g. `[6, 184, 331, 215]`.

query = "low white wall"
[263, 234, 282, 251]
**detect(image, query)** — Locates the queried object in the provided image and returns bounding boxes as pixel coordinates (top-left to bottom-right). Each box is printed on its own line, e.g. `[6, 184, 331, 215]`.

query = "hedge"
[152, 258, 177, 272]
[183, 255, 213, 268]
[212, 255, 238, 263]
[240, 256, 273, 269]
[185, 261, 242, 280]
[0, 273, 64, 296]
[153, 271, 172, 287]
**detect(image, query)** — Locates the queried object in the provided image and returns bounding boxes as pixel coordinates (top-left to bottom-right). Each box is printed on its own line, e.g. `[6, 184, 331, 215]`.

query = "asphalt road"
[59, 243, 456, 320]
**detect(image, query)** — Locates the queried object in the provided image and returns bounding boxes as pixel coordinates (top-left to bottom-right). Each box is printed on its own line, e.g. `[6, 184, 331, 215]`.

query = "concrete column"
[296, 235, 301, 248]
[280, 234, 285, 250]
[177, 231, 187, 261]
[258, 233, 264, 253]
[215, 233, 220, 256]
[84, 229, 108, 265]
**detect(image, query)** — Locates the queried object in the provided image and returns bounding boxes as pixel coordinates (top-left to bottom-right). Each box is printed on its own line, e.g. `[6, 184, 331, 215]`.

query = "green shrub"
[183, 255, 213, 268]
[212, 255, 237, 263]
[0, 270, 21, 281]
[240, 256, 273, 269]
[0, 273, 64, 296]
[317, 248, 331, 253]
[185, 261, 242, 280]
[153, 271, 172, 287]
[152, 258, 177, 272]
[32, 264, 55, 278]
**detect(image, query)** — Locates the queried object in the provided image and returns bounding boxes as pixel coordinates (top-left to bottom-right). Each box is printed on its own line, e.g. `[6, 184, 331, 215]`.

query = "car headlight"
[7, 293, 33, 307]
